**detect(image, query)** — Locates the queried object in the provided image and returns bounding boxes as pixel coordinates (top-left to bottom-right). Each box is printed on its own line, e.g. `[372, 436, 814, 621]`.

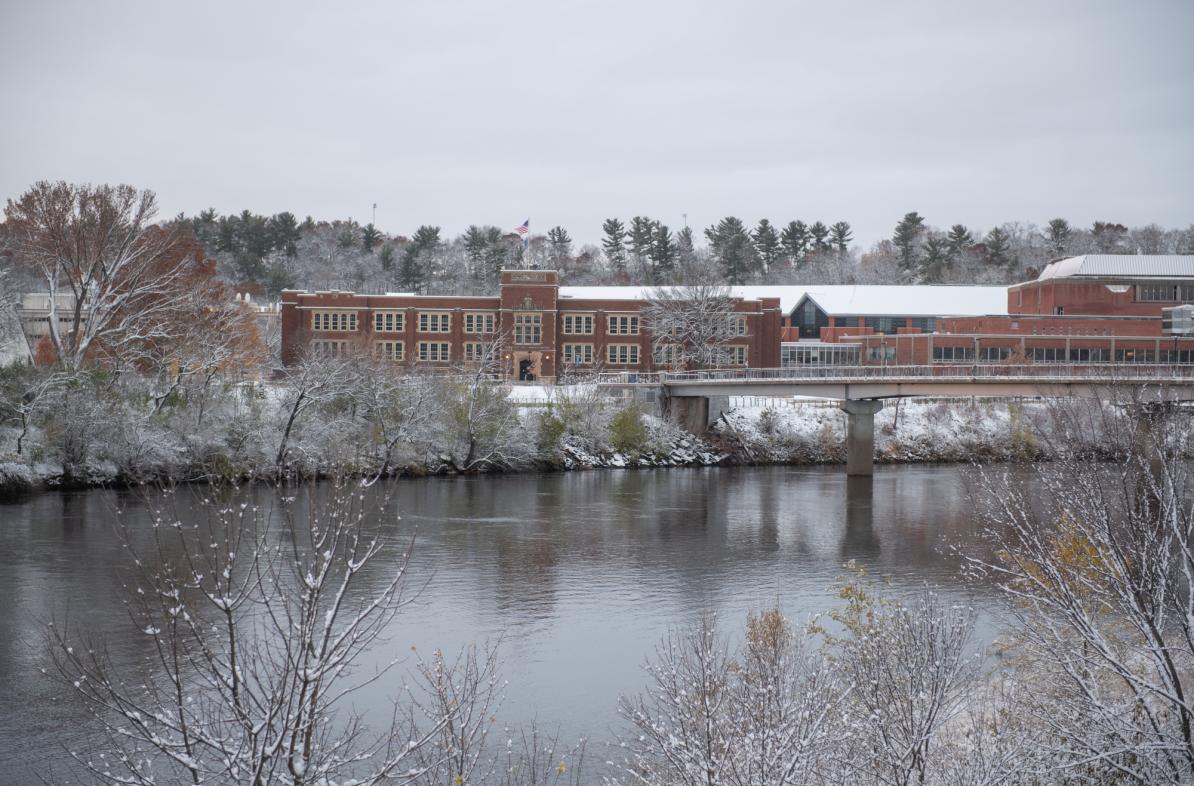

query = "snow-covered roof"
[1038, 255, 1194, 280]
[557, 285, 1007, 317]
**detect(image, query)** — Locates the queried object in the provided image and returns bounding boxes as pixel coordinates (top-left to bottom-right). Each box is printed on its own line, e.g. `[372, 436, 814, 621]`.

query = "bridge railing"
[594, 364, 1194, 385]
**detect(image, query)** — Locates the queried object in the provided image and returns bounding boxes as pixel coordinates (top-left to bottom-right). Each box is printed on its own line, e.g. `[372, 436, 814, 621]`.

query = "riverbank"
[0, 391, 1170, 500]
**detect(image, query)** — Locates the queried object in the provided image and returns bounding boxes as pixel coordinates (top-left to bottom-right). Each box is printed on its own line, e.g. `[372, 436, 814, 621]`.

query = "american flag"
[513, 219, 530, 238]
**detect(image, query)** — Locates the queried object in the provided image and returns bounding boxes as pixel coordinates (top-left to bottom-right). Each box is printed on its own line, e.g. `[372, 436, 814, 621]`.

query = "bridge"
[595, 364, 1194, 476]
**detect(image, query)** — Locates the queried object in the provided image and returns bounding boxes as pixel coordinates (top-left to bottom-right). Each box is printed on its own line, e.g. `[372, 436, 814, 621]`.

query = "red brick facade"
[280, 270, 782, 378]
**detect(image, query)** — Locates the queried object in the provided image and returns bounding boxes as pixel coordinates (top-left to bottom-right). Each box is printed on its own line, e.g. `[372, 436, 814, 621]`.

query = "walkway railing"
[595, 364, 1194, 386]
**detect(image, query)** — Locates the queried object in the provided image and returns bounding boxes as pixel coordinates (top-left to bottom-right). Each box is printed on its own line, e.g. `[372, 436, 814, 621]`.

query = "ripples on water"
[0, 464, 1006, 782]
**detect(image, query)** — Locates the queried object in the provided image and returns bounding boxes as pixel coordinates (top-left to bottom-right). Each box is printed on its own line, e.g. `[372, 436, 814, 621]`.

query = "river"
[0, 465, 1007, 783]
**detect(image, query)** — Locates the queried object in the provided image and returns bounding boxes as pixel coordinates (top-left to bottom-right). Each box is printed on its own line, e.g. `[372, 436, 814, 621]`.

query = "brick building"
[842, 255, 1194, 365]
[280, 270, 783, 379]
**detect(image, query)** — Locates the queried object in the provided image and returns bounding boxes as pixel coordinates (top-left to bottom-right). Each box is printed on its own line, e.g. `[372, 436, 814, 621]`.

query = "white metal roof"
[557, 285, 1007, 317]
[1038, 255, 1194, 280]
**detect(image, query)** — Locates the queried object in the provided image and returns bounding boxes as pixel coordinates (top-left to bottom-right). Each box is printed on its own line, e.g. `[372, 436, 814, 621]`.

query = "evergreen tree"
[705, 216, 757, 285]
[360, 223, 382, 252]
[922, 235, 951, 282]
[379, 244, 395, 271]
[893, 212, 927, 278]
[984, 226, 1012, 268]
[830, 221, 853, 253]
[628, 216, 656, 274]
[268, 211, 300, 257]
[602, 218, 628, 276]
[648, 223, 677, 284]
[483, 227, 508, 283]
[336, 226, 357, 251]
[463, 225, 489, 281]
[1045, 218, 1072, 256]
[676, 226, 697, 273]
[809, 221, 831, 251]
[398, 225, 440, 293]
[547, 225, 572, 265]
[946, 224, 973, 258]
[780, 220, 810, 267]
[752, 219, 781, 273]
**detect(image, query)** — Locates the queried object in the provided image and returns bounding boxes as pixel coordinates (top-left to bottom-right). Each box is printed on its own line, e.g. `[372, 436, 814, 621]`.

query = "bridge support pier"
[841, 399, 884, 476]
[664, 395, 731, 433]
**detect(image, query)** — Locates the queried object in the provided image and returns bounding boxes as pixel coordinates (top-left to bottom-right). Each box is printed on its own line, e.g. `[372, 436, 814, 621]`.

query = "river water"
[0, 465, 1008, 783]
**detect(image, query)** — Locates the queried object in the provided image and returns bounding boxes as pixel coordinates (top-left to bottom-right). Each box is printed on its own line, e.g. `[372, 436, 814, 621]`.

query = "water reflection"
[0, 464, 1003, 782]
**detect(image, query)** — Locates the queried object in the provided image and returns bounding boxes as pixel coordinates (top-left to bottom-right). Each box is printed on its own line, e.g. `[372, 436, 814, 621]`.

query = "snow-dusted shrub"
[609, 405, 649, 455]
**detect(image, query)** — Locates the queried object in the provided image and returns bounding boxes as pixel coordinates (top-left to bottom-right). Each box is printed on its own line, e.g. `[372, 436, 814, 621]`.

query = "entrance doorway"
[518, 359, 534, 381]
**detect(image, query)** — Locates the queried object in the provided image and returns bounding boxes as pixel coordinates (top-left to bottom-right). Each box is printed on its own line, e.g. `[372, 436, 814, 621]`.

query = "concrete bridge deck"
[596, 364, 1194, 475]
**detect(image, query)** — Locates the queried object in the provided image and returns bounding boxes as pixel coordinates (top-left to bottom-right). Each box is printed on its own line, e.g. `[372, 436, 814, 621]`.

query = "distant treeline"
[173, 208, 1194, 298]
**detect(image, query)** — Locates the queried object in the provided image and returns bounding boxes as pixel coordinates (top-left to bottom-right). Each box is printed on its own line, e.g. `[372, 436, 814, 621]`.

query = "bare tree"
[969, 394, 1194, 784]
[614, 610, 844, 786]
[4, 182, 220, 371]
[45, 479, 453, 785]
[643, 285, 741, 370]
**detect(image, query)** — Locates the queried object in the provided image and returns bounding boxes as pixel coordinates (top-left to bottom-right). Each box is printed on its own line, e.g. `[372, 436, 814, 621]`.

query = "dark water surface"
[0, 465, 1007, 783]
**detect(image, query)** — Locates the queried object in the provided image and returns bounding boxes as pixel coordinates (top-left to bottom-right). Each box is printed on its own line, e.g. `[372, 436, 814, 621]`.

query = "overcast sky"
[1, 0, 1191, 247]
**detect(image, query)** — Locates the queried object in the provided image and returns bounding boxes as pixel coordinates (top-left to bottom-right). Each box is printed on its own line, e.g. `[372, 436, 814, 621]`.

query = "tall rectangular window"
[606, 344, 640, 365]
[727, 345, 748, 365]
[729, 316, 747, 336]
[464, 312, 495, 334]
[417, 341, 450, 361]
[463, 342, 486, 361]
[514, 313, 542, 345]
[312, 311, 358, 331]
[418, 312, 451, 332]
[373, 312, 404, 332]
[562, 343, 594, 365]
[311, 340, 350, 357]
[607, 315, 640, 335]
[562, 314, 594, 335]
[375, 341, 404, 361]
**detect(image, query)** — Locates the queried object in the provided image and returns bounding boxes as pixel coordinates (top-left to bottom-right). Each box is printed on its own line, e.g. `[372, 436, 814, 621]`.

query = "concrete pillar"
[707, 395, 731, 428]
[665, 396, 709, 434]
[841, 399, 884, 476]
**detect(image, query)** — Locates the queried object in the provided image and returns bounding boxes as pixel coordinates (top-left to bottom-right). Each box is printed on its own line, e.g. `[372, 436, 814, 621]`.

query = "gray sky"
[1, 0, 1191, 247]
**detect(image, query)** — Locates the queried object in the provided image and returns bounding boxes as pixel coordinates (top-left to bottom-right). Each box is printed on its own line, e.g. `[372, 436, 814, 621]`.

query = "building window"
[312, 311, 358, 332]
[375, 341, 404, 361]
[607, 344, 640, 365]
[514, 313, 542, 345]
[562, 314, 594, 335]
[562, 343, 594, 365]
[463, 342, 487, 362]
[464, 312, 495, 334]
[931, 346, 974, 362]
[373, 312, 404, 332]
[417, 341, 450, 361]
[418, 312, 451, 333]
[311, 340, 350, 357]
[654, 343, 680, 366]
[729, 316, 747, 336]
[1138, 284, 1178, 302]
[726, 345, 748, 365]
[608, 315, 640, 336]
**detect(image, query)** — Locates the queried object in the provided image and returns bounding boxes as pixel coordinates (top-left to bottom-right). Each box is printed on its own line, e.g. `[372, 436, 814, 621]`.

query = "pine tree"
[830, 221, 853, 253]
[398, 225, 440, 293]
[809, 221, 831, 251]
[922, 235, 951, 282]
[893, 212, 927, 279]
[946, 224, 973, 258]
[984, 226, 1012, 268]
[360, 223, 382, 252]
[268, 212, 300, 257]
[1091, 221, 1129, 253]
[752, 219, 781, 273]
[628, 216, 656, 275]
[676, 226, 697, 273]
[483, 227, 508, 283]
[602, 218, 628, 276]
[780, 220, 810, 267]
[463, 225, 488, 281]
[379, 244, 395, 271]
[547, 225, 572, 265]
[649, 223, 677, 283]
[705, 217, 757, 285]
[1045, 218, 1072, 256]
[336, 226, 357, 251]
